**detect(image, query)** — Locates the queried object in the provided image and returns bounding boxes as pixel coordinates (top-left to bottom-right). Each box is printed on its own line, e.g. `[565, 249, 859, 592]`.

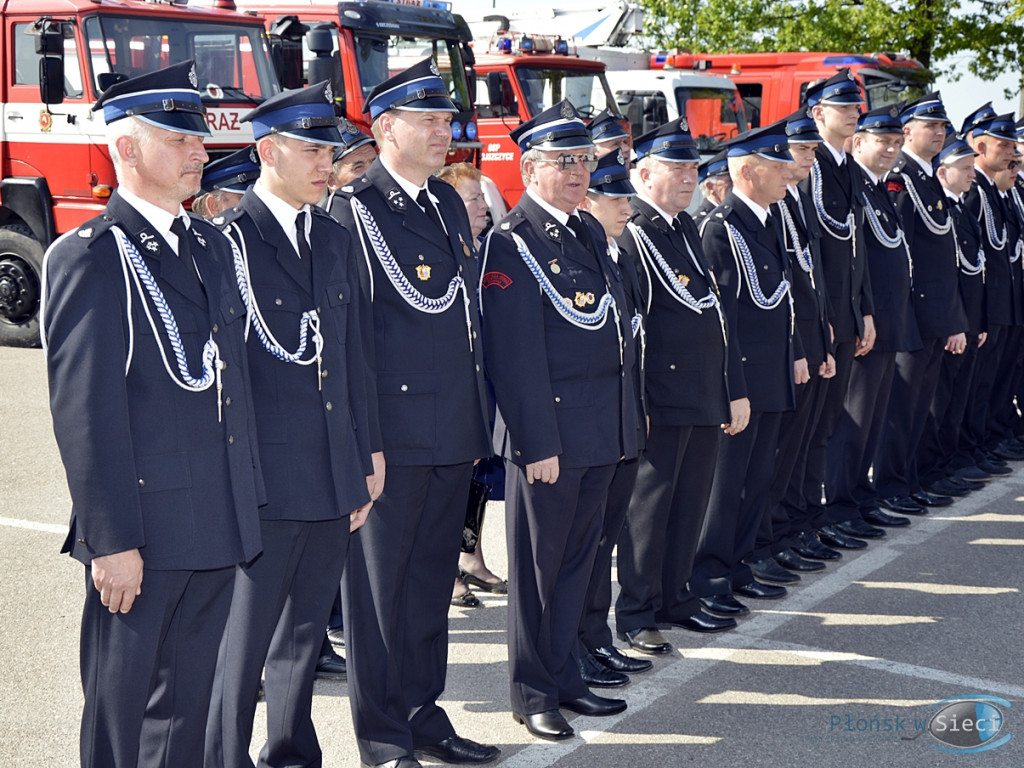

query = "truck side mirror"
[306, 24, 335, 88]
[39, 56, 65, 105]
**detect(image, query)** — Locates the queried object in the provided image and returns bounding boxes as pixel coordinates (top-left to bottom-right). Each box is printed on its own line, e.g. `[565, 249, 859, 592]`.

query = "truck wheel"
[0, 224, 44, 348]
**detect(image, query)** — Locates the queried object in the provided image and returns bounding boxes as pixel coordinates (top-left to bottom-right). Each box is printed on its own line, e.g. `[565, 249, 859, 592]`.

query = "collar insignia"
[145, 240, 160, 252]
[78, 227, 93, 238]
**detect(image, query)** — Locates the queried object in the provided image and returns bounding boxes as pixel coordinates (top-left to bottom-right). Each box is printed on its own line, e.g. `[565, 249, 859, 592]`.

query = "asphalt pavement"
[2, 344, 1022, 767]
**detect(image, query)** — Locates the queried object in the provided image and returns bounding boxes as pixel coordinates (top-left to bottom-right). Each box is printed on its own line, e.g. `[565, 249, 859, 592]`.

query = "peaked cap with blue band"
[1016, 116, 1024, 141]
[588, 149, 636, 197]
[784, 107, 823, 143]
[961, 102, 995, 138]
[633, 116, 699, 162]
[698, 149, 729, 183]
[93, 59, 209, 136]
[726, 121, 794, 162]
[805, 68, 864, 107]
[588, 109, 630, 144]
[510, 99, 593, 154]
[363, 57, 456, 120]
[972, 112, 1017, 141]
[242, 81, 341, 146]
[937, 133, 977, 165]
[900, 91, 948, 124]
[201, 146, 261, 195]
[857, 104, 904, 134]
[333, 118, 376, 163]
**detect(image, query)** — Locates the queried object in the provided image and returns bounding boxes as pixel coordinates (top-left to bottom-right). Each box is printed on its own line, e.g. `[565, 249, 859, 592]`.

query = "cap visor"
[138, 111, 210, 137]
[589, 179, 636, 196]
[396, 96, 458, 113]
[275, 127, 345, 146]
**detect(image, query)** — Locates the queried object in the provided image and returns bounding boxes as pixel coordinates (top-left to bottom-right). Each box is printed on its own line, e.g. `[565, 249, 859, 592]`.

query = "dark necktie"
[296, 211, 313, 283]
[567, 215, 595, 257]
[417, 189, 446, 236]
[169, 216, 203, 289]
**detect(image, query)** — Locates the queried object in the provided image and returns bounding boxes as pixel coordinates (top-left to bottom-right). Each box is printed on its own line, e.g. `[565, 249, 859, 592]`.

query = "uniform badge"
[549, 259, 561, 274]
[562, 296, 573, 309]
[145, 240, 160, 252]
[574, 291, 595, 308]
[416, 264, 431, 281]
[501, 222, 511, 231]
[544, 221, 561, 241]
[78, 227, 93, 238]
[194, 232, 207, 247]
[341, 185, 354, 193]
[212, 216, 225, 226]
[189, 63, 199, 89]
[482, 271, 512, 289]
[937, 200, 943, 210]
[139, 231, 156, 244]
[677, 273, 689, 286]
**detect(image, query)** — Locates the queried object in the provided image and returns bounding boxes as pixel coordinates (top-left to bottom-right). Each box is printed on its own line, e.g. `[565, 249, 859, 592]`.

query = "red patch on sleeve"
[482, 271, 513, 289]
[886, 179, 905, 194]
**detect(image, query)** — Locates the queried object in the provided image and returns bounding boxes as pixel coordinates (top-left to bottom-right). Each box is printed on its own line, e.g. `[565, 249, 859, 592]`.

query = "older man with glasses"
[480, 99, 641, 742]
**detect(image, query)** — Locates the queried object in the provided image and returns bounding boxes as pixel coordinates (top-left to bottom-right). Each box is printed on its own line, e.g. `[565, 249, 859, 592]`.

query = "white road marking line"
[0, 516, 65, 535]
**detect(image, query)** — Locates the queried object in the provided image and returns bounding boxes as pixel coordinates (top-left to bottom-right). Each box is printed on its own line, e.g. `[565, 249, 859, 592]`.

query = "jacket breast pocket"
[325, 281, 351, 344]
[378, 371, 439, 451]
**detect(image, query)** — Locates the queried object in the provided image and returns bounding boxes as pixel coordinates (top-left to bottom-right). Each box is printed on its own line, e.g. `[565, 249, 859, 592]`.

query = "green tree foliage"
[641, 0, 1023, 87]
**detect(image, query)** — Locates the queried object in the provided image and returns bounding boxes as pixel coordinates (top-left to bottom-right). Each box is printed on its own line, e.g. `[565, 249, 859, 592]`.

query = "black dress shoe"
[733, 580, 788, 599]
[978, 458, 1013, 475]
[983, 451, 1009, 466]
[992, 443, 1024, 461]
[816, 524, 867, 550]
[774, 548, 826, 572]
[747, 557, 801, 584]
[835, 519, 885, 538]
[560, 691, 627, 717]
[925, 478, 969, 497]
[315, 649, 347, 680]
[879, 495, 926, 515]
[862, 508, 910, 527]
[361, 758, 422, 768]
[793, 531, 842, 560]
[955, 465, 992, 482]
[910, 490, 953, 507]
[591, 645, 653, 673]
[513, 710, 573, 741]
[666, 611, 736, 633]
[326, 627, 345, 647]
[947, 474, 985, 491]
[699, 593, 750, 617]
[578, 653, 629, 688]
[617, 627, 671, 655]
[418, 735, 500, 764]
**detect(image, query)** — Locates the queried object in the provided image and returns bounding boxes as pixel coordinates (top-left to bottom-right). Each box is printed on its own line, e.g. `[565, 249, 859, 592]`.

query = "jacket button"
[514, 449, 521, 456]
[554, 396, 561, 403]
[228, 306, 235, 314]
[228, 435, 235, 445]
[741, 356, 748, 362]
[321, 370, 328, 378]
[669, 364, 676, 370]
[77, 538, 87, 546]
[338, 292, 344, 300]
[418, 255, 425, 261]
[476, 364, 481, 372]
[224, 397, 232, 407]
[212, 324, 219, 334]
[326, 402, 333, 411]
[275, 298, 283, 306]
[138, 478, 145, 488]
[401, 384, 409, 392]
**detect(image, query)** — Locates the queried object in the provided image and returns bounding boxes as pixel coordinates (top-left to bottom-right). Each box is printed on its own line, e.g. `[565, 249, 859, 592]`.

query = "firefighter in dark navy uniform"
[41, 60, 263, 768]
[694, 149, 732, 224]
[329, 58, 496, 768]
[613, 118, 746, 652]
[690, 121, 797, 608]
[480, 100, 640, 742]
[203, 84, 382, 768]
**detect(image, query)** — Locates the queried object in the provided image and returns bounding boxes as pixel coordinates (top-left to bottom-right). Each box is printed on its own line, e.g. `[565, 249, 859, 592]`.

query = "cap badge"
[847, 70, 855, 81]
[344, 123, 359, 135]
[429, 58, 441, 76]
[560, 101, 575, 120]
[889, 106, 899, 118]
[324, 82, 333, 103]
[615, 148, 624, 165]
[189, 63, 199, 89]
[680, 117, 689, 132]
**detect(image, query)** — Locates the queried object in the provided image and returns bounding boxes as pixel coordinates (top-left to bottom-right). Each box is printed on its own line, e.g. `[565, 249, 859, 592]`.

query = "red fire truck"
[654, 51, 933, 128]
[235, 0, 480, 167]
[0, 0, 280, 346]
[471, 30, 624, 209]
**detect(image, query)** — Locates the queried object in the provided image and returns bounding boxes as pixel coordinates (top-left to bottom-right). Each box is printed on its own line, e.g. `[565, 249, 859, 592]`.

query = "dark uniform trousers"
[963, 177, 1019, 458]
[761, 189, 833, 554]
[875, 155, 966, 499]
[44, 192, 264, 768]
[986, 195, 1024, 447]
[692, 195, 793, 595]
[799, 151, 873, 528]
[614, 202, 732, 627]
[919, 336, 981, 483]
[481, 195, 639, 715]
[332, 160, 491, 764]
[205, 194, 377, 768]
[827, 167, 921, 517]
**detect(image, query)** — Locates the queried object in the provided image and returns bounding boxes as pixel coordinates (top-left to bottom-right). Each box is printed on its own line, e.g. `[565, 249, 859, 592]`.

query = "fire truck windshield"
[675, 86, 748, 149]
[860, 69, 930, 111]
[351, 33, 472, 113]
[516, 66, 620, 119]
[83, 15, 277, 103]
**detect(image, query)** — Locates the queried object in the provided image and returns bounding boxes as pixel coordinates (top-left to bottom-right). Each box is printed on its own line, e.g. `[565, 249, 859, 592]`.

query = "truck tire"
[0, 224, 44, 348]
